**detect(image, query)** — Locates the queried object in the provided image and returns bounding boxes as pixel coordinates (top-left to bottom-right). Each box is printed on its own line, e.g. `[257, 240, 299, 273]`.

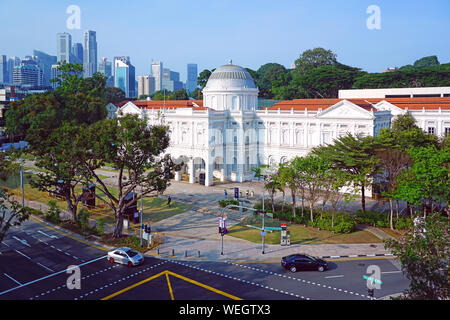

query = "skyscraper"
[186, 63, 198, 93]
[71, 43, 83, 65]
[0, 55, 7, 84]
[13, 57, 43, 87]
[33, 50, 57, 87]
[138, 75, 155, 97]
[114, 59, 129, 97]
[151, 61, 163, 92]
[99, 58, 112, 77]
[7, 57, 21, 84]
[57, 32, 72, 63]
[114, 56, 135, 98]
[83, 30, 97, 78]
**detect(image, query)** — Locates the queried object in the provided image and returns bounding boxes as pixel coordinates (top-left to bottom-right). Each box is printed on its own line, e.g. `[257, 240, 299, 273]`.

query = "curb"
[319, 253, 395, 259]
[30, 214, 115, 251]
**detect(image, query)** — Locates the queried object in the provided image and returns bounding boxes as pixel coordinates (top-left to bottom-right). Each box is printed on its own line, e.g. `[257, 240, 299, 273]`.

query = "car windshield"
[125, 249, 138, 257]
[304, 255, 317, 261]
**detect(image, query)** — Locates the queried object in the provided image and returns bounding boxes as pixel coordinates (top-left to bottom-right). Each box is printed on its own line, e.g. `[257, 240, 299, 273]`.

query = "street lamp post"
[261, 175, 265, 254]
[140, 185, 144, 246]
[220, 204, 258, 256]
[20, 158, 24, 207]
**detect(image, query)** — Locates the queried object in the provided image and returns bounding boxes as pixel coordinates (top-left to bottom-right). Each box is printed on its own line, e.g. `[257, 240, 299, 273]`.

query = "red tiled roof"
[116, 100, 207, 110]
[265, 97, 450, 112]
[266, 99, 378, 112]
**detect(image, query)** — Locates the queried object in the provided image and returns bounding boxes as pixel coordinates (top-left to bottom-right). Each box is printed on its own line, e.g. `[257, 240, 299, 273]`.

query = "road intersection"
[0, 213, 410, 300]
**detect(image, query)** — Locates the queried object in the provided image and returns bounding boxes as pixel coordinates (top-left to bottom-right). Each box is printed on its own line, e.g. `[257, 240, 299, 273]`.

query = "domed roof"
[204, 61, 256, 90]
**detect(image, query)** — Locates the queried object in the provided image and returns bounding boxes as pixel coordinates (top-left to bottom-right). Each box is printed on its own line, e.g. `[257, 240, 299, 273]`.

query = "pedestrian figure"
[167, 195, 172, 207]
[224, 189, 227, 199]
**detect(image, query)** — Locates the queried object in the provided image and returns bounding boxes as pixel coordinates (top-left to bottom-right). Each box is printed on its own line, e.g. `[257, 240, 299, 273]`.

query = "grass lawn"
[0, 172, 190, 227]
[227, 215, 382, 245]
[378, 227, 409, 239]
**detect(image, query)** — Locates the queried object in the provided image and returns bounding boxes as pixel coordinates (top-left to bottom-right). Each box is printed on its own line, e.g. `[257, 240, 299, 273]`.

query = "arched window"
[232, 157, 237, 172]
[181, 131, 187, 143]
[211, 96, 217, 109]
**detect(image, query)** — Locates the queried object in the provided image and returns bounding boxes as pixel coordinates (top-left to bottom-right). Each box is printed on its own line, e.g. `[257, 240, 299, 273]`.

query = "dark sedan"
[281, 254, 328, 272]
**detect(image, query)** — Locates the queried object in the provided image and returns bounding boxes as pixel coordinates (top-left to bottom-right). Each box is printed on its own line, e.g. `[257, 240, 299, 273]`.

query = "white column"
[205, 160, 213, 187]
[174, 171, 181, 182]
[188, 158, 195, 184]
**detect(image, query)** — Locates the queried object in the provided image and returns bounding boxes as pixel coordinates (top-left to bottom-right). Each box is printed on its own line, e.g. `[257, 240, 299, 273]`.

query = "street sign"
[234, 187, 239, 199]
[261, 230, 265, 237]
[265, 227, 282, 231]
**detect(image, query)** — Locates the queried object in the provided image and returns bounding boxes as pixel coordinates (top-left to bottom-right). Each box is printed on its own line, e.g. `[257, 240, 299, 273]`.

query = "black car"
[281, 254, 328, 272]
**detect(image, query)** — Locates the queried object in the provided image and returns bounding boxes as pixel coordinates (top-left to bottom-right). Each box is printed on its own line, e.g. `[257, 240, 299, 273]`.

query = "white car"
[107, 247, 144, 267]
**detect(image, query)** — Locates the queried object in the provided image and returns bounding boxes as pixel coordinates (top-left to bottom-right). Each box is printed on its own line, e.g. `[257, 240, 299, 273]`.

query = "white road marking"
[0, 255, 108, 296]
[325, 275, 344, 279]
[382, 271, 402, 274]
[15, 249, 31, 260]
[37, 230, 58, 239]
[37, 262, 54, 273]
[12, 236, 31, 247]
[4, 273, 22, 285]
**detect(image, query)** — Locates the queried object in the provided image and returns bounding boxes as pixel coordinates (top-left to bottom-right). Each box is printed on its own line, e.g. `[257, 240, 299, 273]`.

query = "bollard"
[171, 249, 175, 256]
[184, 250, 188, 257]
[157, 248, 160, 255]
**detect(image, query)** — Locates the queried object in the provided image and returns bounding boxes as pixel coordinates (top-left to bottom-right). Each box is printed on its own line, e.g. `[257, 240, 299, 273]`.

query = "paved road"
[0, 217, 409, 300]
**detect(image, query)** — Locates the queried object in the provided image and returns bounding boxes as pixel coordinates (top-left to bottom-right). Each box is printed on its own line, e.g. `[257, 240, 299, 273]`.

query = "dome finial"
[228, 59, 232, 65]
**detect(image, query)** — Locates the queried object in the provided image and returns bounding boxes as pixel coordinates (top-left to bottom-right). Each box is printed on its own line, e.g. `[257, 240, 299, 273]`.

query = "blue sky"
[1, 0, 449, 81]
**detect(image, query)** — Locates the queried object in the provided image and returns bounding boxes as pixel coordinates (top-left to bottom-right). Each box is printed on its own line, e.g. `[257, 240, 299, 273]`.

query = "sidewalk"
[144, 209, 395, 262]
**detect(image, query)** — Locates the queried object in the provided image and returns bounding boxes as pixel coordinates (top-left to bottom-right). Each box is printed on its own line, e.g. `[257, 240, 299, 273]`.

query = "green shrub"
[96, 217, 107, 236]
[45, 200, 61, 223]
[218, 199, 239, 208]
[333, 221, 356, 234]
[77, 208, 91, 231]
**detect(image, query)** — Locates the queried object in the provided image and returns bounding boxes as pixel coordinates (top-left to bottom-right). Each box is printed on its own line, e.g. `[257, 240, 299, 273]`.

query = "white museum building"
[112, 62, 450, 187]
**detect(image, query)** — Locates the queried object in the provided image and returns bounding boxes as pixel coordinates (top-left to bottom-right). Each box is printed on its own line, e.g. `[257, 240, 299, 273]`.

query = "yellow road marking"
[166, 273, 175, 300]
[165, 271, 242, 300]
[101, 270, 167, 300]
[101, 270, 242, 300]
[30, 216, 108, 251]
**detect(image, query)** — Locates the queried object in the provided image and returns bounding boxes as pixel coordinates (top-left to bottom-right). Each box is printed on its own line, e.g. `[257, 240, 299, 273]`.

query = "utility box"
[286, 230, 291, 246]
[280, 223, 288, 246]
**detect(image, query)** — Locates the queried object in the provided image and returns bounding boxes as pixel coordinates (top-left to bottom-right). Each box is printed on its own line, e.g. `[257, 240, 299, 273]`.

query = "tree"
[171, 89, 189, 100]
[395, 147, 449, 218]
[313, 133, 381, 213]
[294, 48, 338, 75]
[29, 123, 92, 222]
[413, 56, 440, 68]
[81, 114, 173, 238]
[5, 63, 108, 222]
[197, 69, 214, 89]
[293, 64, 362, 98]
[384, 213, 449, 300]
[0, 151, 29, 244]
[301, 155, 330, 223]
[376, 148, 412, 229]
[106, 87, 126, 104]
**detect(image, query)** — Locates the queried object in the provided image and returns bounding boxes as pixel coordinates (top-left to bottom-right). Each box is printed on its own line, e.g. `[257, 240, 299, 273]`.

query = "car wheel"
[109, 258, 114, 263]
[128, 261, 133, 267]
[290, 266, 297, 273]
[318, 266, 324, 272]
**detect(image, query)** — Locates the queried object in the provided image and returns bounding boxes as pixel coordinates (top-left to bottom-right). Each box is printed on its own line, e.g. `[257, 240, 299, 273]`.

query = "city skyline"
[1, 0, 449, 82]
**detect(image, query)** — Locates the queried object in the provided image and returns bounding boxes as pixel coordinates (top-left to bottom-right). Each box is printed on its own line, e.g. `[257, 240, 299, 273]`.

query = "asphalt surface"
[0, 216, 410, 300]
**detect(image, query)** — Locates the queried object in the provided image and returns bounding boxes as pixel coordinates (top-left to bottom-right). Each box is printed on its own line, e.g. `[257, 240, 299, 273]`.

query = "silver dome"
[204, 63, 256, 90]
